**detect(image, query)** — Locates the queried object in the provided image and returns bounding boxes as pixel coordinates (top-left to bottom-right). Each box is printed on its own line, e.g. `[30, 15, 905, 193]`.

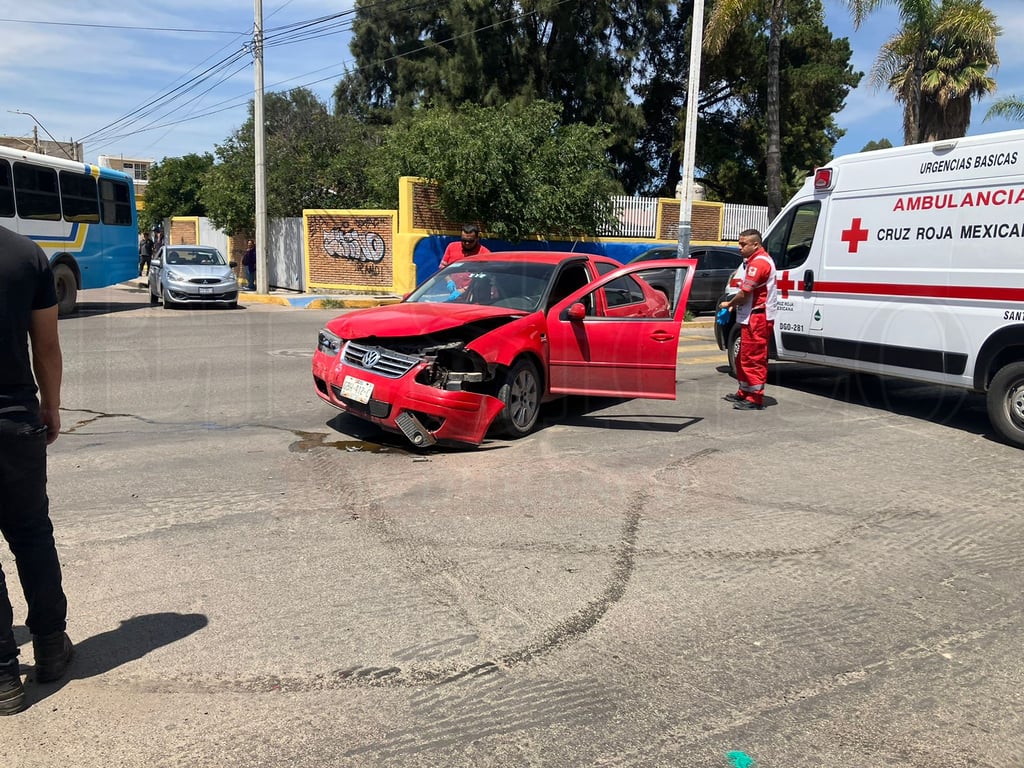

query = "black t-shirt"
[0, 226, 58, 411]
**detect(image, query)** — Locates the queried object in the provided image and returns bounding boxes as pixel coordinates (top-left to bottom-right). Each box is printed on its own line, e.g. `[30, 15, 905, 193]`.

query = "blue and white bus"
[0, 145, 138, 314]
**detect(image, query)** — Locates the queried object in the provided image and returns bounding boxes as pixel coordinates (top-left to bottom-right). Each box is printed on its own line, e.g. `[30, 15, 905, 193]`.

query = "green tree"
[696, 0, 861, 207]
[985, 95, 1024, 123]
[861, 138, 895, 151]
[203, 88, 378, 234]
[336, 0, 668, 193]
[140, 153, 213, 232]
[366, 101, 621, 241]
[705, 0, 789, 218]
[847, 0, 1000, 144]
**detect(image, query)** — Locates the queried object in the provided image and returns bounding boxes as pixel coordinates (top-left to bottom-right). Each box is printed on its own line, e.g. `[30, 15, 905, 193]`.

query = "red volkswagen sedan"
[312, 251, 696, 447]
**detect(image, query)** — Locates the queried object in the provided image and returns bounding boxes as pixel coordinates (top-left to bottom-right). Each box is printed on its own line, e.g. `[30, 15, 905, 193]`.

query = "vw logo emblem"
[362, 350, 381, 368]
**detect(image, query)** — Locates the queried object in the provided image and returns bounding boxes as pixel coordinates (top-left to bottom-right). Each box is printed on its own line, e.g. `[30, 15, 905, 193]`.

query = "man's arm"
[29, 304, 62, 444]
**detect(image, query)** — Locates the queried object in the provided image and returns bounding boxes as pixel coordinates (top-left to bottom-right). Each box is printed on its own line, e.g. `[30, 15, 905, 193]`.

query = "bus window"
[100, 179, 133, 226]
[13, 162, 61, 221]
[0, 161, 13, 218]
[59, 171, 100, 224]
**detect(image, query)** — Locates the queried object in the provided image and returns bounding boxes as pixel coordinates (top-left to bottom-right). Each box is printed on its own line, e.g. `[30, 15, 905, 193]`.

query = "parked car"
[629, 244, 743, 313]
[312, 251, 696, 447]
[149, 245, 239, 309]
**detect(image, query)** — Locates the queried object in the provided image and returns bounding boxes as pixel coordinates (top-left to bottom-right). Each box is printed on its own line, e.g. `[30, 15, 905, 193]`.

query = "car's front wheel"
[494, 358, 541, 437]
[162, 290, 175, 309]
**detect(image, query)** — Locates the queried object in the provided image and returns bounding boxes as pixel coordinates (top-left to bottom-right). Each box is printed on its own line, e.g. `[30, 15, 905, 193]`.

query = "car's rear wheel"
[494, 358, 541, 437]
[987, 361, 1024, 448]
[727, 325, 741, 378]
[149, 288, 159, 304]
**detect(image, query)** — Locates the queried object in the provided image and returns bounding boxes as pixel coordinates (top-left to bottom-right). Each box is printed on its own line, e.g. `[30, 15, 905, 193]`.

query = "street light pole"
[7, 110, 76, 160]
[253, 0, 269, 295]
[676, 0, 705, 261]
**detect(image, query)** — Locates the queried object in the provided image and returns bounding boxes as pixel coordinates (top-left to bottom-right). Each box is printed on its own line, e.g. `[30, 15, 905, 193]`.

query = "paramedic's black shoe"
[0, 661, 26, 715]
[733, 400, 764, 410]
[723, 393, 746, 403]
[32, 631, 73, 683]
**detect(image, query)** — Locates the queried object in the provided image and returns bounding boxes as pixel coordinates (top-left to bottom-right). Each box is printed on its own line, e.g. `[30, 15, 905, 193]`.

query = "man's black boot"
[0, 660, 26, 715]
[32, 631, 73, 683]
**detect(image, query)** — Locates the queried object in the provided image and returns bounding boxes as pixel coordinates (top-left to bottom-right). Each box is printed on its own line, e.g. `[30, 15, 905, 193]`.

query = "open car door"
[545, 259, 696, 399]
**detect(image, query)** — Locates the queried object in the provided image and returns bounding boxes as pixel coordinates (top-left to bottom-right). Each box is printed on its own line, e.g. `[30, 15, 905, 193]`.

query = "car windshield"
[409, 261, 558, 311]
[165, 249, 226, 266]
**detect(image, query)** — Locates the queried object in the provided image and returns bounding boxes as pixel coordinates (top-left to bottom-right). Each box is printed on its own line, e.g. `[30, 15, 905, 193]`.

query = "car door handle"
[650, 330, 676, 342]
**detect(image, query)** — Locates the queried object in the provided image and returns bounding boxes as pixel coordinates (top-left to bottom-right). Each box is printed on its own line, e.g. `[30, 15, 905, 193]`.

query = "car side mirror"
[151, 259, 161, 269]
[565, 302, 587, 321]
[229, 261, 238, 268]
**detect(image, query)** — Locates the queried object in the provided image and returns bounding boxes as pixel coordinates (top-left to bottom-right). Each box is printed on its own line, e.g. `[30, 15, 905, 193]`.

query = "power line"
[0, 16, 241, 34]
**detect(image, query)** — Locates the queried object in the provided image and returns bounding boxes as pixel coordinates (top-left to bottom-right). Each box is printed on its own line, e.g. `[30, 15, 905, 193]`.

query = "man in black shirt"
[0, 226, 73, 715]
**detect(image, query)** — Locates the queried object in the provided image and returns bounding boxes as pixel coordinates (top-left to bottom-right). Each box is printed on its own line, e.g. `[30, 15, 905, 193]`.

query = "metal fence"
[602, 195, 769, 241]
[722, 203, 771, 241]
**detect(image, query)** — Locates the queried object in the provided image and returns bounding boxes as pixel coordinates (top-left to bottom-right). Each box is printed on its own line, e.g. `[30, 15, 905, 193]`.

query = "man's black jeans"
[0, 417, 68, 666]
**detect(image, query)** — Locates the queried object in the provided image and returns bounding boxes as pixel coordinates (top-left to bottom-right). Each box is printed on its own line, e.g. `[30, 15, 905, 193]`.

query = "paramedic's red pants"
[736, 313, 772, 405]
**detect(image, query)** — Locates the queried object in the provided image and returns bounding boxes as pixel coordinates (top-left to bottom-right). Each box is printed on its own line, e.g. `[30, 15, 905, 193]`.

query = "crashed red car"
[312, 251, 696, 447]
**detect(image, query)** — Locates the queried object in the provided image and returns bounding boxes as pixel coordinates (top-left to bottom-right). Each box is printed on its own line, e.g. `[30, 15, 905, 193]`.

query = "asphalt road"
[0, 283, 1020, 767]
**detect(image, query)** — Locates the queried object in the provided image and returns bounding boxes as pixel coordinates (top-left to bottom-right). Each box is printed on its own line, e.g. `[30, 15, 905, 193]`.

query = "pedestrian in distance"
[0, 226, 74, 715]
[138, 232, 154, 276]
[242, 239, 256, 291]
[438, 224, 490, 271]
[438, 224, 491, 296]
[720, 228, 777, 410]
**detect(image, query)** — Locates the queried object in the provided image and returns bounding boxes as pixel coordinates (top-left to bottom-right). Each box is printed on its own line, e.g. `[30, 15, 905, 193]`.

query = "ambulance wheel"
[494, 358, 541, 437]
[987, 361, 1024, 448]
[726, 326, 741, 378]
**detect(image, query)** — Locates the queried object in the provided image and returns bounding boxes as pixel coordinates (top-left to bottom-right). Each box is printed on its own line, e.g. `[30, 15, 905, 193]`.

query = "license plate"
[340, 375, 374, 404]
[199, 287, 213, 295]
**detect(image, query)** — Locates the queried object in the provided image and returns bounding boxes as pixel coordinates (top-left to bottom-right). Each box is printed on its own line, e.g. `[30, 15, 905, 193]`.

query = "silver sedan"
[149, 245, 239, 309]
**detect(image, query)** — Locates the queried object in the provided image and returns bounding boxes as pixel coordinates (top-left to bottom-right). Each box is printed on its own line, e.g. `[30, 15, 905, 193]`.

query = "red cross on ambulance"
[841, 217, 870, 253]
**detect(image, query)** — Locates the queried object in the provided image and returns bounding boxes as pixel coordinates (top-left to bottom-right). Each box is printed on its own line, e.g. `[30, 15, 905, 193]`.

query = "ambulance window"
[764, 201, 820, 270]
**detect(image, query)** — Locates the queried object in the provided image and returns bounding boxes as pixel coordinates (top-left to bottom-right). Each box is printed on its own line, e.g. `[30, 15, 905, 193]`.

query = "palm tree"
[847, 0, 999, 144]
[985, 96, 1024, 123]
[704, 0, 787, 219]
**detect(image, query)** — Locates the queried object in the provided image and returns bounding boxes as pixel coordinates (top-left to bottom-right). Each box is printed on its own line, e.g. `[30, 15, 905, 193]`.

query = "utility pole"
[33, 126, 39, 153]
[673, 0, 706, 313]
[253, 0, 269, 294]
[676, 0, 705, 261]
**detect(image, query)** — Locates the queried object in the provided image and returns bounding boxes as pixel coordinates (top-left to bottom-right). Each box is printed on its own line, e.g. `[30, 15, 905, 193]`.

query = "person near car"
[242, 239, 256, 291]
[719, 228, 777, 410]
[439, 224, 490, 271]
[138, 232, 154, 276]
[438, 225, 491, 295]
[0, 226, 74, 715]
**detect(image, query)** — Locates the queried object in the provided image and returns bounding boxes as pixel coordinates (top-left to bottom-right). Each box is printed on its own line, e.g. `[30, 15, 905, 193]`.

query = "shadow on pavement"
[17, 611, 209, 708]
[770, 363, 994, 441]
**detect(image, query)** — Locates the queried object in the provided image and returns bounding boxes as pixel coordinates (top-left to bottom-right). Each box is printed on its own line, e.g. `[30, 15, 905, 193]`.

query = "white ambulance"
[726, 128, 1024, 448]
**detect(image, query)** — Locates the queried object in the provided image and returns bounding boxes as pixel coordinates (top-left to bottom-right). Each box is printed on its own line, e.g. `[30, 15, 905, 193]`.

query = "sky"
[0, 0, 1022, 166]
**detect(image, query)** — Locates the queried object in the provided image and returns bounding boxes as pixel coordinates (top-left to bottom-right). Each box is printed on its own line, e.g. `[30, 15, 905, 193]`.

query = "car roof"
[447, 251, 596, 265]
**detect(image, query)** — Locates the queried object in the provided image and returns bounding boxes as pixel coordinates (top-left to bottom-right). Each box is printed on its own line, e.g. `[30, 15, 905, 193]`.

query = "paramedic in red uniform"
[720, 229, 777, 410]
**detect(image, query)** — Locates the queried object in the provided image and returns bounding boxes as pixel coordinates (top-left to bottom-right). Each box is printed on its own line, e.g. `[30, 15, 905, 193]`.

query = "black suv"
[629, 245, 743, 314]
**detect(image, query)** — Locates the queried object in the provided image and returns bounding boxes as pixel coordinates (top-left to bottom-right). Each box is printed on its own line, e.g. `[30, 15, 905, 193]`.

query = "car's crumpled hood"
[325, 302, 528, 338]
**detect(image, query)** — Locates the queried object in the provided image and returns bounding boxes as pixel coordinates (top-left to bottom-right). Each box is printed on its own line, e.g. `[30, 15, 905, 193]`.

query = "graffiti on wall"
[323, 228, 387, 263]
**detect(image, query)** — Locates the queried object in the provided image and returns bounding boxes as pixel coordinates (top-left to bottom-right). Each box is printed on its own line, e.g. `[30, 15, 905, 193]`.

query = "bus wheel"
[53, 264, 77, 316]
[987, 361, 1024, 448]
